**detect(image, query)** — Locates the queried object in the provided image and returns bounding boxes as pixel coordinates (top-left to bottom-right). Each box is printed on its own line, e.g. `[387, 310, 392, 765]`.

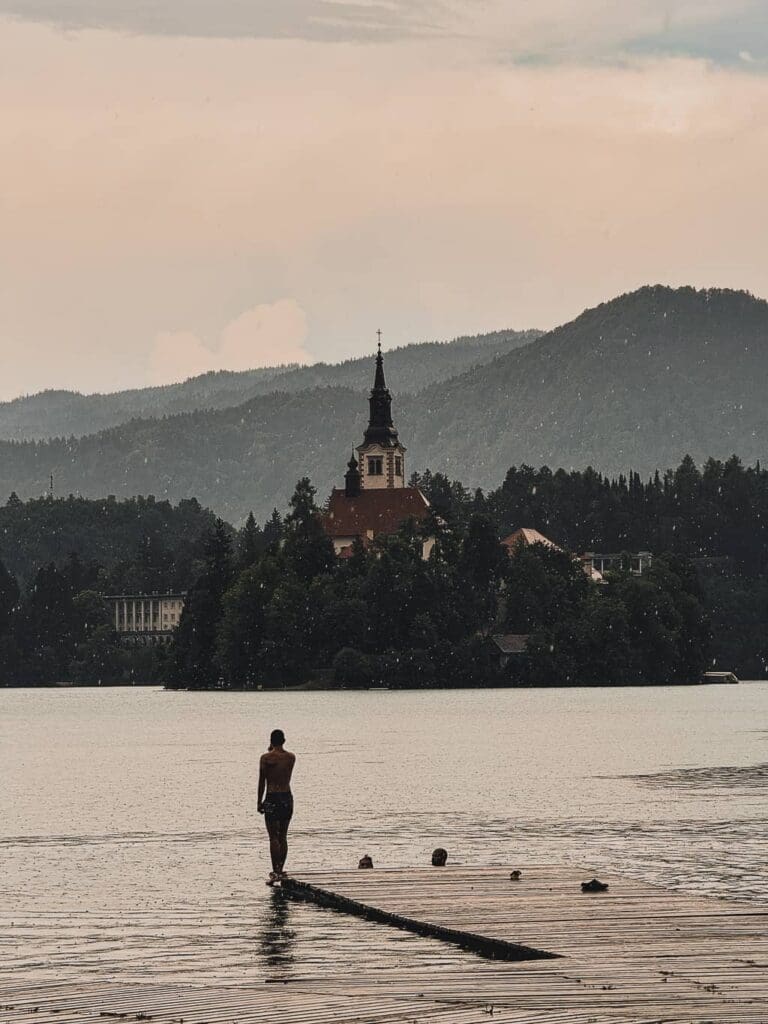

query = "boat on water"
[701, 670, 739, 684]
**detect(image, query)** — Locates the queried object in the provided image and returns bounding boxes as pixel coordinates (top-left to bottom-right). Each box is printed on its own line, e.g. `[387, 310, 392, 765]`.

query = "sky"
[1, 1, 768, 399]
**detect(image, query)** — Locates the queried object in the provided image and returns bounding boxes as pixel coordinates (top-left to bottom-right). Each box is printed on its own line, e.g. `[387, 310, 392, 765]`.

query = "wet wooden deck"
[3, 865, 767, 1023]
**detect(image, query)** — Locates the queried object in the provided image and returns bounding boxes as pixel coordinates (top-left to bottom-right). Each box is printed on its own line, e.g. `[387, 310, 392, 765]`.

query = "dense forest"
[0, 493, 223, 589]
[414, 454, 768, 677]
[0, 286, 766, 522]
[3, 451, 767, 687]
[168, 479, 709, 690]
[0, 328, 538, 442]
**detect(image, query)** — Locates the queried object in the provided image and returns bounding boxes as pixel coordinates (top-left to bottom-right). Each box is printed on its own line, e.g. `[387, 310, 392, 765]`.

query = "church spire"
[364, 332, 398, 446]
[374, 330, 386, 390]
[344, 450, 361, 497]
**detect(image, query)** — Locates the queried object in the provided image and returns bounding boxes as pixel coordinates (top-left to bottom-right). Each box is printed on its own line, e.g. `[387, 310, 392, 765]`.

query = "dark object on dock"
[581, 878, 608, 892]
[509, 869, 521, 880]
[281, 876, 558, 961]
[358, 855, 374, 869]
[431, 847, 448, 866]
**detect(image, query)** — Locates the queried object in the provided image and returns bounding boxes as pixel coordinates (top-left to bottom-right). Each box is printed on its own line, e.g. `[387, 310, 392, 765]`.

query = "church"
[322, 342, 434, 558]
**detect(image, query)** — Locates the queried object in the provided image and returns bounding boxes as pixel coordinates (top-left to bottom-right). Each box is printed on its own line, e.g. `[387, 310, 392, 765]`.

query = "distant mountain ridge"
[409, 284, 768, 485]
[0, 286, 766, 523]
[0, 328, 539, 441]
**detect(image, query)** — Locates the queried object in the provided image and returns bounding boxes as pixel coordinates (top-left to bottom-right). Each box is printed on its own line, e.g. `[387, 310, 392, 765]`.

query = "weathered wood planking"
[0, 980, 673, 1024]
[3, 865, 767, 1023]
[279, 865, 768, 1022]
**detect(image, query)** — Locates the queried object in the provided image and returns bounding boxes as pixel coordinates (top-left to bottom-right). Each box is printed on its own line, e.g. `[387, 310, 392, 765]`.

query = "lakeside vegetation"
[0, 495, 221, 684]
[168, 481, 708, 689]
[2, 452, 767, 687]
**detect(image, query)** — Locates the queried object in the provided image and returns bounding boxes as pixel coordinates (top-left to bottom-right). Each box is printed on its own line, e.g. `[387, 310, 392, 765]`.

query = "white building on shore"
[106, 592, 186, 644]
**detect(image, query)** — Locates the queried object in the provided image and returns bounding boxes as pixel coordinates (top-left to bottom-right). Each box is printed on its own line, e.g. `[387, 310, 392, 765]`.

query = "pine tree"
[0, 559, 19, 638]
[459, 513, 505, 630]
[0, 559, 20, 685]
[237, 512, 262, 570]
[263, 509, 283, 550]
[169, 520, 233, 689]
[282, 478, 335, 581]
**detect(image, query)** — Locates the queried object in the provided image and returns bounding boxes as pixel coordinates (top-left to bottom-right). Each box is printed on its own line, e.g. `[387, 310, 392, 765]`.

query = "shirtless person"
[257, 729, 295, 884]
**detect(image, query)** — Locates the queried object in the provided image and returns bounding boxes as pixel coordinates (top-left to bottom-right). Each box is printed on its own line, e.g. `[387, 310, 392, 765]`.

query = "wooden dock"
[3, 865, 767, 1023]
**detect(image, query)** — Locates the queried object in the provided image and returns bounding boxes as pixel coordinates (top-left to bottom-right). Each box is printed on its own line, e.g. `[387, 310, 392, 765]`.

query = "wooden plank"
[4, 866, 767, 1024]
[277, 865, 768, 1022]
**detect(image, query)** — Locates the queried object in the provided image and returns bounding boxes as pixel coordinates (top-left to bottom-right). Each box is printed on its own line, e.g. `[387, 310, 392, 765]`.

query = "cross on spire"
[376, 328, 382, 352]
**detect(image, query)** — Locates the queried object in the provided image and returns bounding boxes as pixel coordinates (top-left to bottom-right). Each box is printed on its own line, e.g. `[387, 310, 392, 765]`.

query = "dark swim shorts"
[263, 792, 293, 825]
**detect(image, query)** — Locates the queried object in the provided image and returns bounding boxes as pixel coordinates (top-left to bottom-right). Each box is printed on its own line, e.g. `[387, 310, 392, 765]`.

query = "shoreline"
[2, 679, 759, 691]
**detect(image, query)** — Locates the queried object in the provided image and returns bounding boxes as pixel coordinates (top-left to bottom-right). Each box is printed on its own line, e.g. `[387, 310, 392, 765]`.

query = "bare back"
[260, 748, 295, 793]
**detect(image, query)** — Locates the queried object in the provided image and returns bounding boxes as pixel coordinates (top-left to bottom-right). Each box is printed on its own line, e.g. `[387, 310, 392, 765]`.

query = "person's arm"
[257, 755, 267, 813]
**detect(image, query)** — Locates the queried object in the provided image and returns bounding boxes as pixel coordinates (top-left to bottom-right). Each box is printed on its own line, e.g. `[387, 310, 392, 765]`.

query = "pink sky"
[2, 4, 768, 398]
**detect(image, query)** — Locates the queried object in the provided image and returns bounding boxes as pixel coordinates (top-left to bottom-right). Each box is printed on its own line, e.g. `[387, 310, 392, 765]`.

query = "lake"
[2, 684, 766, 989]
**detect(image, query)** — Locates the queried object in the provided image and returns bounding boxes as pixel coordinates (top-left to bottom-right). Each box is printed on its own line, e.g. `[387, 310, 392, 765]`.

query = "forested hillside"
[0, 286, 767, 522]
[0, 388, 370, 524]
[411, 285, 768, 485]
[0, 328, 538, 441]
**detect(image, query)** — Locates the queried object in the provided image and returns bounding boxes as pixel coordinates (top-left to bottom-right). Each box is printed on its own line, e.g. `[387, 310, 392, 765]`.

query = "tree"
[237, 512, 263, 570]
[0, 559, 19, 637]
[459, 513, 506, 630]
[263, 509, 283, 550]
[217, 557, 282, 687]
[332, 647, 373, 687]
[169, 520, 233, 688]
[282, 478, 335, 581]
[504, 543, 588, 633]
[0, 559, 20, 685]
[18, 563, 79, 682]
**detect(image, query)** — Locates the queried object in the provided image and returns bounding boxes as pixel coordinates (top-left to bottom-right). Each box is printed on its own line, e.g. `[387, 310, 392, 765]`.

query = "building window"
[367, 456, 383, 476]
[395, 456, 402, 476]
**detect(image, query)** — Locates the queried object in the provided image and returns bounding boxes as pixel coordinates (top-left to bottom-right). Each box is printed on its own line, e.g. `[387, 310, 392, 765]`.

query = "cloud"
[0, 0, 448, 43]
[624, 2, 768, 68]
[149, 301, 311, 385]
[3, 18, 768, 400]
[1, 1, 766, 67]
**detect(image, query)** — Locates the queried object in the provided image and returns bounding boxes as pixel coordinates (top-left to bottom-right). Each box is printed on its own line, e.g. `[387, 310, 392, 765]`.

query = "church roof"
[501, 527, 561, 552]
[324, 487, 430, 539]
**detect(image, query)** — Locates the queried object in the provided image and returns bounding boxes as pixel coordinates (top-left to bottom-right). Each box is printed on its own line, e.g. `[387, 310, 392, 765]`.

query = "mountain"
[0, 329, 539, 441]
[0, 286, 766, 523]
[409, 285, 768, 486]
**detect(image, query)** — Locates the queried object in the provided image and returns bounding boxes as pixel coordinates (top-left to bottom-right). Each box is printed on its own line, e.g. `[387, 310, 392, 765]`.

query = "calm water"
[2, 684, 766, 989]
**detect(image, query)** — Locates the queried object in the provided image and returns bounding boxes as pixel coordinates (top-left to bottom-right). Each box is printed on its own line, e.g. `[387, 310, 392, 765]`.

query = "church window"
[395, 456, 403, 476]
[367, 456, 383, 476]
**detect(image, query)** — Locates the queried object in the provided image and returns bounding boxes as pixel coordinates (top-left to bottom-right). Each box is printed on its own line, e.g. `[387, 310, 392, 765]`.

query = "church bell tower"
[356, 336, 406, 490]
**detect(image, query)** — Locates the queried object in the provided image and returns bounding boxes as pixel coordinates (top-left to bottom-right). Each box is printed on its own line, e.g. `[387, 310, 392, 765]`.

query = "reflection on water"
[2, 683, 768, 988]
[257, 890, 297, 970]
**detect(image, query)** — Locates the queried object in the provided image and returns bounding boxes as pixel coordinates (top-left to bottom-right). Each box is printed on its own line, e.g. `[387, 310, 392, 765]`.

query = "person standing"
[257, 729, 295, 884]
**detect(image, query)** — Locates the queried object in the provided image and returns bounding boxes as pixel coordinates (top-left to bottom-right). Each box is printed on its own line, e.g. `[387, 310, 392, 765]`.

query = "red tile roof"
[501, 527, 561, 552]
[490, 634, 530, 655]
[323, 487, 430, 539]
